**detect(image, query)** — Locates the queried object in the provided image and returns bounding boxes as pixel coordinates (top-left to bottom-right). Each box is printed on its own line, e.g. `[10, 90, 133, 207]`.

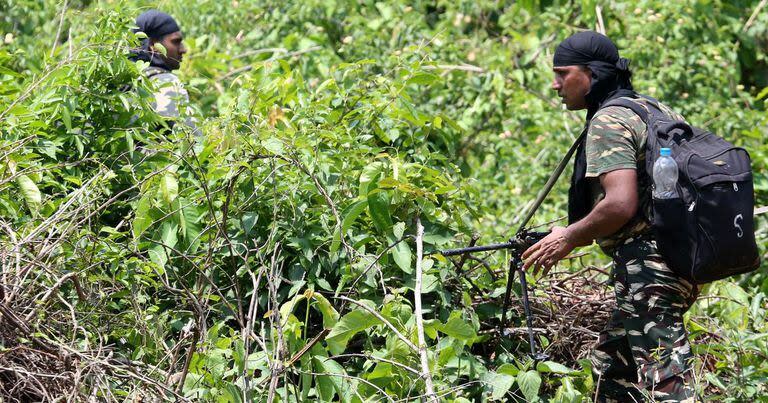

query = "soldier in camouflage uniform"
[131, 10, 199, 136]
[522, 32, 697, 402]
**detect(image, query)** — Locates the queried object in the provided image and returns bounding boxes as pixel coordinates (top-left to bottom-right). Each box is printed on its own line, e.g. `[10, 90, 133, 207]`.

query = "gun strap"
[515, 130, 587, 234]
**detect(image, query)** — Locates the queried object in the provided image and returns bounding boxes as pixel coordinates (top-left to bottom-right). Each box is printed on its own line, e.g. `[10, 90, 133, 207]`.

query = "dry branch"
[413, 217, 437, 402]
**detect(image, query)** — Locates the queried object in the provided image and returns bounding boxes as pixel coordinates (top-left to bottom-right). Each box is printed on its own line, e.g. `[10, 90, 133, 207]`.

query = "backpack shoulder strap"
[601, 97, 650, 123]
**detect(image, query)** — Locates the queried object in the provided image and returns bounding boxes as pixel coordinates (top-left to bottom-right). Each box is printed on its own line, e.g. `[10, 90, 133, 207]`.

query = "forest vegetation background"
[1, 0, 767, 401]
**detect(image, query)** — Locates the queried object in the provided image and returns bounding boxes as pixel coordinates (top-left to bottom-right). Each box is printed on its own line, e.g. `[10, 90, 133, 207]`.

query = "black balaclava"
[554, 31, 638, 224]
[129, 10, 181, 70]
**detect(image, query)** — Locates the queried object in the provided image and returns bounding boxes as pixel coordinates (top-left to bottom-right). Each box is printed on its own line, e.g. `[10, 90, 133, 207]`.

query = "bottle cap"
[660, 148, 671, 156]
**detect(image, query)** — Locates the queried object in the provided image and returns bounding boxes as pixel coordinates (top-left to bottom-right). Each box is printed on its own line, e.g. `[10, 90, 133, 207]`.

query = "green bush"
[1, 0, 766, 401]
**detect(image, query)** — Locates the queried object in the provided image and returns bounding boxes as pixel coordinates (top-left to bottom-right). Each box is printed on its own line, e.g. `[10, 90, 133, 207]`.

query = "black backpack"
[603, 96, 760, 284]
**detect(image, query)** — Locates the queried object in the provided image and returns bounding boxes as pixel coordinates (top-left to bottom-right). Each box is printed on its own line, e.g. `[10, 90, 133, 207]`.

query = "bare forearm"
[564, 196, 636, 247]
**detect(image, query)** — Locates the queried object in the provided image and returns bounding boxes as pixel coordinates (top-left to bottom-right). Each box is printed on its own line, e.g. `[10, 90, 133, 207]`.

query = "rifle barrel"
[440, 242, 515, 256]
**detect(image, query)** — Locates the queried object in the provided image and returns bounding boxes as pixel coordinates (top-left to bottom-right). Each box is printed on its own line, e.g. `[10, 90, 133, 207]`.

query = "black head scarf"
[554, 31, 634, 119]
[554, 31, 639, 223]
[129, 10, 181, 70]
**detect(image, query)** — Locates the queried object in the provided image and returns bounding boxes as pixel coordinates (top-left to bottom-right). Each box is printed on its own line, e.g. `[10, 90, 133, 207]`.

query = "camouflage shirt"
[144, 66, 200, 138]
[585, 97, 685, 253]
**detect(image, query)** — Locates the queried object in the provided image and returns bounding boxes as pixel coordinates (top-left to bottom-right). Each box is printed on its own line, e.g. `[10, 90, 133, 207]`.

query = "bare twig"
[413, 217, 437, 402]
[595, 5, 606, 35]
[422, 64, 485, 73]
[50, 0, 68, 57]
[744, 0, 768, 31]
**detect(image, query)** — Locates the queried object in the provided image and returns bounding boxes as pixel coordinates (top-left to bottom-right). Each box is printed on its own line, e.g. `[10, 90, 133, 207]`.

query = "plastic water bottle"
[652, 148, 679, 199]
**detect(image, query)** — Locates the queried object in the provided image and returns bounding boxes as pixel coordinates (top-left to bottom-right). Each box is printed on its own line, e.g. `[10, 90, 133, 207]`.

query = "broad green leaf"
[438, 311, 476, 341]
[482, 371, 515, 401]
[159, 172, 178, 205]
[392, 221, 405, 239]
[341, 199, 368, 234]
[132, 191, 153, 240]
[153, 42, 167, 56]
[367, 190, 392, 233]
[220, 383, 244, 403]
[406, 273, 438, 293]
[179, 200, 202, 252]
[160, 222, 178, 250]
[313, 356, 351, 403]
[392, 240, 412, 273]
[148, 244, 167, 272]
[262, 137, 284, 155]
[497, 363, 520, 376]
[757, 86, 768, 100]
[61, 106, 72, 131]
[553, 377, 582, 403]
[407, 72, 438, 86]
[536, 360, 576, 374]
[16, 175, 41, 213]
[433, 116, 442, 128]
[326, 309, 380, 354]
[312, 292, 340, 328]
[517, 370, 541, 402]
[279, 290, 339, 330]
[358, 161, 384, 197]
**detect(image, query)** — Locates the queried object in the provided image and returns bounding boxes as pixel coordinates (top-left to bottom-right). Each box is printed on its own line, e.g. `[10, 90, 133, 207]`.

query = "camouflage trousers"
[592, 238, 698, 402]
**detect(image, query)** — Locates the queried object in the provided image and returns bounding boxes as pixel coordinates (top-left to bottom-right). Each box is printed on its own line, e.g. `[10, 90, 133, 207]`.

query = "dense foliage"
[1, 0, 767, 401]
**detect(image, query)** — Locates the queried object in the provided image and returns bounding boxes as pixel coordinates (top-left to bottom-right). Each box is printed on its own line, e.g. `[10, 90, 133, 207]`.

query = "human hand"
[521, 226, 576, 275]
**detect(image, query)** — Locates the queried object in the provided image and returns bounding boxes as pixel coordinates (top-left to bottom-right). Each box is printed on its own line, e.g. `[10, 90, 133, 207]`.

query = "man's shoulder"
[592, 104, 644, 127]
[144, 67, 180, 84]
[590, 101, 646, 138]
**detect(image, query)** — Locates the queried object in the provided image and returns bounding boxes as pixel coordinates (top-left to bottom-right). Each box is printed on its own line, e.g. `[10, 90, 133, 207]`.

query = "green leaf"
[262, 137, 284, 155]
[159, 172, 178, 205]
[326, 309, 380, 354]
[438, 311, 476, 341]
[148, 244, 167, 272]
[341, 199, 367, 234]
[517, 370, 541, 402]
[392, 240, 412, 273]
[407, 72, 438, 86]
[406, 272, 438, 293]
[553, 377, 582, 403]
[160, 222, 179, 250]
[358, 161, 384, 197]
[153, 42, 167, 56]
[536, 360, 576, 374]
[392, 221, 405, 239]
[756, 86, 768, 100]
[16, 175, 41, 213]
[279, 290, 339, 330]
[482, 371, 515, 401]
[313, 356, 351, 403]
[132, 191, 153, 240]
[61, 106, 72, 131]
[179, 200, 202, 252]
[312, 292, 340, 329]
[220, 383, 244, 403]
[367, 190, 392, 233]
[497, 363, 520, 376]
[433, 116, 442, 129]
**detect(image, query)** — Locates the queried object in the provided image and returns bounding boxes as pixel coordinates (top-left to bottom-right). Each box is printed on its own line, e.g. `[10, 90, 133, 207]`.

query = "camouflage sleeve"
[150, 72, 201, 139]
[585, 106, 646, 178]
[150, 72, 188, 120]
